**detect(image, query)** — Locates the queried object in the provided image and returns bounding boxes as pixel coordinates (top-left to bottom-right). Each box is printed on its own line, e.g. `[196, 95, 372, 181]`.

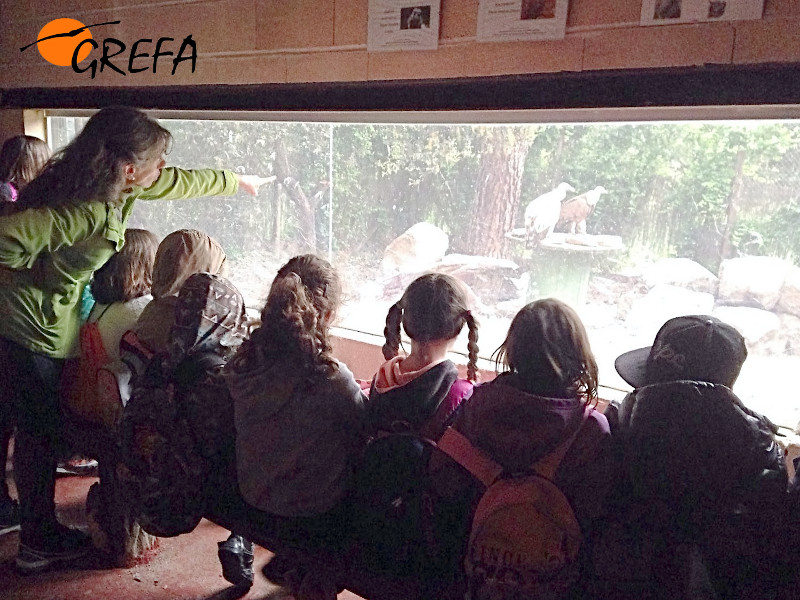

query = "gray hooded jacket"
[226, 358, 367, 517]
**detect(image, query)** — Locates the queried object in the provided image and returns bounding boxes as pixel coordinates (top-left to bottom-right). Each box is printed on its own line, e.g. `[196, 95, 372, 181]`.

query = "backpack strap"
[437, 427, 503, 487]
[532, 406, 593, 480]
[89, 303, 114, 324]
[119, 330, 155, 380]
[437, 405, 594, 486]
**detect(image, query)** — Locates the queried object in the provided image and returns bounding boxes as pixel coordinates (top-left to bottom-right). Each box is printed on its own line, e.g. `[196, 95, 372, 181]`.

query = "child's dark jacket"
[442, 372, 614, 528]
[368, 357, 470, 439]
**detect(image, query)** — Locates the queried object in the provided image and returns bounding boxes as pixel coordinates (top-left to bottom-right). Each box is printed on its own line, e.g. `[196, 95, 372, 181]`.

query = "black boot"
[218, 533, 254, 589]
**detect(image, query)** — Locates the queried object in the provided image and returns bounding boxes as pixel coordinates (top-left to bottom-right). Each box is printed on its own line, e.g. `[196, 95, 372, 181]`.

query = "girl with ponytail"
[369, 272, 479, 440]
[225, 255, 366, 598]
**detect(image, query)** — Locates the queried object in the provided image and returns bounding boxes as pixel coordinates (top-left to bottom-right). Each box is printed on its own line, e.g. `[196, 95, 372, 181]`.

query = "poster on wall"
[477, 0, 569, 42]
[640, 0, 764, 26]
[367, 0, 441, 51]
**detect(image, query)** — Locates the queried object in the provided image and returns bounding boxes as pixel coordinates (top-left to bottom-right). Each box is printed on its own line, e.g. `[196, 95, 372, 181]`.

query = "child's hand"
[237, 174, 276, 196]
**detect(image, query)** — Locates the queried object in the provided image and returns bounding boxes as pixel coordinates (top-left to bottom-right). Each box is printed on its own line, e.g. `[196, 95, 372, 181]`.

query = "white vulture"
[558, 185, 607, 234]
[524, 182, 576, 247]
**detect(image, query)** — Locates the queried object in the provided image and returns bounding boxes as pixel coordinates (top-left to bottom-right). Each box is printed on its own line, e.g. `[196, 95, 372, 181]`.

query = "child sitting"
[63, 229, 160, 429]
[225, 254, 367, 598]
[120, 272, 253, 586]
[605, 315, 786, 599]
[368, 272, 479, 438]
[87, 229, 159, 364]
[432, 298, 614, 599]
[351, 273, 478, 590]
[134, 229, 226, 355]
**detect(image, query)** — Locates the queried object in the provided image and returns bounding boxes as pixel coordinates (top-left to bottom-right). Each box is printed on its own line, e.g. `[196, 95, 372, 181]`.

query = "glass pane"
[47, 115, 800, 428]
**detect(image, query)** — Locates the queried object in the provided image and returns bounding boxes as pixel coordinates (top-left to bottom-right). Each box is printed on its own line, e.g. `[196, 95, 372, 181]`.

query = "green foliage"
[47, 116, 800, 269]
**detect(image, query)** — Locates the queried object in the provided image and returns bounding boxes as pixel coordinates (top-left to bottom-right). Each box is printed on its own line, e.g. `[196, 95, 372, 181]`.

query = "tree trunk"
[276, 139, 318, 252]
[459, 128, 534, 257]
[634, 175, 671, 258]
[272, 181, 282, 254]
[720, 149, 746, 262]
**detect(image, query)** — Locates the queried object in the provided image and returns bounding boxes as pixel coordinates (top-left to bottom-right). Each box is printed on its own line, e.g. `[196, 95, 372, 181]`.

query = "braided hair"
[383, 273, 479, 381]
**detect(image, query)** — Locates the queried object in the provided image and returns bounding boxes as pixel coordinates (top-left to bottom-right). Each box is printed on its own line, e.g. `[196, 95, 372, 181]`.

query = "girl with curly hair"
[225, 254, 366, 598]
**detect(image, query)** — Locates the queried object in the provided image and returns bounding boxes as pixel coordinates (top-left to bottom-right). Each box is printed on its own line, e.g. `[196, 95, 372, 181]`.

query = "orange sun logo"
[34, 18, 94, 66]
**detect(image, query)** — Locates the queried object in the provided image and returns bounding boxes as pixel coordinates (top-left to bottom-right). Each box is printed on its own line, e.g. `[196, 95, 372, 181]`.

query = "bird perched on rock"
[558, 185, 607, 234]
[524, 182, 576, 247]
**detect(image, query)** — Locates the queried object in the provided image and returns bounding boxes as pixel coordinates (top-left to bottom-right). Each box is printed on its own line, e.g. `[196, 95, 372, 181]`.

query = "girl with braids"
[429, 299, 615, 599]
[349, 274, 477, 594]
[368, 272, 479, 439]
[0, 106, 268, 573]
[225, 254, 366, 598]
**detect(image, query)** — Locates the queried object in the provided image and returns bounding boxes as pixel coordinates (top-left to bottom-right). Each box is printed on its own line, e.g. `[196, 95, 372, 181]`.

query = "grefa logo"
[20, 18, 197, 79]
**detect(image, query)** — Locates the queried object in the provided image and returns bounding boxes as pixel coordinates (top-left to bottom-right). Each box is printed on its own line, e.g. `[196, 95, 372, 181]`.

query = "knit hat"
[615, 315, 747, 388]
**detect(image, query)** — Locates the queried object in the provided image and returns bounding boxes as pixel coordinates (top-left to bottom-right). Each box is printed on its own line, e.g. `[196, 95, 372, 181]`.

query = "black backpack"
[351, 425, 439, 578]
[350, 380, 473, 579]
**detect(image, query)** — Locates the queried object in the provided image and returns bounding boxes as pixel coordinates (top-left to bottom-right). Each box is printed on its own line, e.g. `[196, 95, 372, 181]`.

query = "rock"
[379, 268, 483, 310]
[777, 264, 800, 318]
[380, 222, 449, 276]
[717, 256, 792, 310]
[626, 284, 715, 341]
[643, 258, 719, 295]
[433, 253, 520, 304]
[753, 313, 800, 356]
[712, 306, 780, 347]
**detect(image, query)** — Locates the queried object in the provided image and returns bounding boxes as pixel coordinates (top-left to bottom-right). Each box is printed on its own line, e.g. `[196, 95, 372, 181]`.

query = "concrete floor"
[0, 474, 364, 600]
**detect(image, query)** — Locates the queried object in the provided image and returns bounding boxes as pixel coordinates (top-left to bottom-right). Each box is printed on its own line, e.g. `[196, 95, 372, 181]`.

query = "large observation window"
[47, 109, 800, 428]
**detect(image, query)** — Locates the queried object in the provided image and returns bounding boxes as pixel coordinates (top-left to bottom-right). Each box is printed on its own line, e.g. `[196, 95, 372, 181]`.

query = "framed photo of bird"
[640, 0, 763, 25]
[477, 0, 569, 42]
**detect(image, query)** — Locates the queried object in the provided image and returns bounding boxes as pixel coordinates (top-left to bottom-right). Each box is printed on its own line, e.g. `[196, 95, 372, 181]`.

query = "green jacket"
[0, 167, 238, 358]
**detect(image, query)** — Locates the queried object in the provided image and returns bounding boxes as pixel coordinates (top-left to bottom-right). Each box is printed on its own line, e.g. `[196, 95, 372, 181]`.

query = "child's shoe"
[218, 533, 254, 589]
[0, 498, 20, 536]
[16, 524, 92, 574]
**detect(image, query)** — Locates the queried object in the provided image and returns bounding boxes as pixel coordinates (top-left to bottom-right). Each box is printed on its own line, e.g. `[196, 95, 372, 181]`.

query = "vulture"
[558, 186, 607, 234]
[524, 182, 576, 247]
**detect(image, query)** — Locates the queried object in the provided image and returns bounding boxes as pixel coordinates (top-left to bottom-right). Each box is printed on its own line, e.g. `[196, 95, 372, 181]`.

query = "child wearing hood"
[133, 228, 227, 355]
[120, 272, 254, 587]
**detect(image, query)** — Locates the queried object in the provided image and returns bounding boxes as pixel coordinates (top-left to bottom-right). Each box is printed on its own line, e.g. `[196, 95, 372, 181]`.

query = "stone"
[712, 305, 780, 347]
[626, 284, 715, 341]
[777, 264, 800, 318]
[434, 253, 520, 304]
[717, 256, 792, 310]
[380, 222, 449, 276]
[643, 257, 719, 295]
[753, 313, 800, 356]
